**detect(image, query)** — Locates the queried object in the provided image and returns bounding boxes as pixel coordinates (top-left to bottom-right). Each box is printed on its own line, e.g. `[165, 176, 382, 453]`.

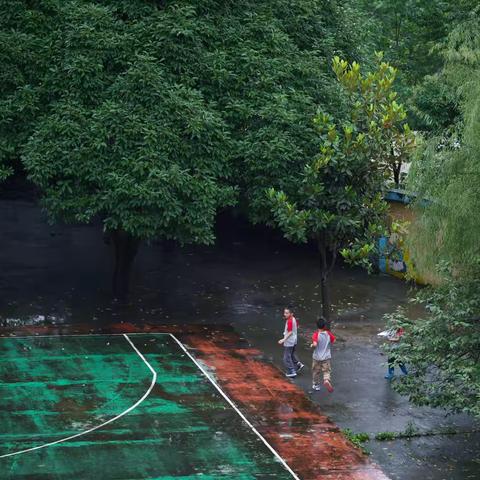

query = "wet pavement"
[1, 332, 304, 480]
[0, 200, 479, 479]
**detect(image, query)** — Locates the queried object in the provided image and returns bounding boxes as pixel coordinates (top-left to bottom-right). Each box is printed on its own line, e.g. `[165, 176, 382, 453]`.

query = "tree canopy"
[358, 0, 479, 130]
[1, 0, 367, 241]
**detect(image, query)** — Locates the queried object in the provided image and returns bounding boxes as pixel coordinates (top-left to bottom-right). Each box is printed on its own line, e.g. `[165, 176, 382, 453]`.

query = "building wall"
[379, 190, 427, 284]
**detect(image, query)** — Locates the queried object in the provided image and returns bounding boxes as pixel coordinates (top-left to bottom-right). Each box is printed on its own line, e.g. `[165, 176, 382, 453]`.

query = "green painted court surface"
[0, 334, 293, 479]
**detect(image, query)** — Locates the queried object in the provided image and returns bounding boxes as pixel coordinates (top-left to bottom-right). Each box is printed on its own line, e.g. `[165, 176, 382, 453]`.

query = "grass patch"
[342, 428, 371, 454]
[404, 420, 419, 437]
[375, 431, 396, 441]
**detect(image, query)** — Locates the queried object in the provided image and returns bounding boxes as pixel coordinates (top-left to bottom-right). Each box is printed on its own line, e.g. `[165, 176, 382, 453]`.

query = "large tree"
[268, 55, 414, 322]
[1, 0, 366, 298]
[357, 0, 479, 130]
[12, 2, 235, 298]
[386, 14, 480, 416]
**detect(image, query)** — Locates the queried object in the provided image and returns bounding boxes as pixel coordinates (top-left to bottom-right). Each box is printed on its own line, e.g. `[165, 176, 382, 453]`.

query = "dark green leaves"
[268, 56, 410, 261]
[2, 0, 366, 244]
[385, 272, 480, 417]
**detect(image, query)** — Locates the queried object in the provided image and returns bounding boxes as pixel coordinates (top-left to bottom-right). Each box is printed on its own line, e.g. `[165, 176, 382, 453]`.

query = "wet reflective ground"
[1, 200, 479, 479]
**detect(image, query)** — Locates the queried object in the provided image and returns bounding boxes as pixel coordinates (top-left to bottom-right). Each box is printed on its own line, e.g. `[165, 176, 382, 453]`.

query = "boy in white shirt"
[310, 317, 335, 392]
[278, 307, 304, 377]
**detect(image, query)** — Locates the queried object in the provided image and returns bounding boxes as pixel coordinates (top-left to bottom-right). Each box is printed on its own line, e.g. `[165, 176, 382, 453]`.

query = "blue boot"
[400, 364, 408, 375]
[385, 366, 394, 380]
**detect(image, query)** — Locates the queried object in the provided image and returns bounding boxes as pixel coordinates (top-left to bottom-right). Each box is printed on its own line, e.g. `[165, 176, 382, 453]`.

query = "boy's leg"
[322, 360, 334, 392]
[399, 361, 408, 375]
[385, 356, 395, 379]
[312, 359, 322, 389]
[283, 346, 296, 377]
[291, 345, 304, 371]
[291, 345, 299, 364]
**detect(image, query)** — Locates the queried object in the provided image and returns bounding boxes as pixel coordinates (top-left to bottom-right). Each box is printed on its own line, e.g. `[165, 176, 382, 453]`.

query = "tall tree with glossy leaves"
[268, 55, 414, 323]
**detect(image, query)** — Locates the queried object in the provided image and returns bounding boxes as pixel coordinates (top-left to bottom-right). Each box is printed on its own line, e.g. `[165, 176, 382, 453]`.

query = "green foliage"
[381, 12, 480, 418]
[0, 161, 12, 182]
[374, 422, 474, 440]
[409, 75, 460, 132]
[384, 272, 480, 417]
[375, 422, 419, 440]
[408, 15, 480, 277]
[375, 431, 396, 441]
[358, 1, 455, 83]
[410, 9, 480, 132]
[1, 0, 369, 242]
[340, 242, 376, 272]
[357, 1, 479, 130]
[268, 55, 412, 264]
[403, 420, 419, 437]
[203, 0, 369, 224]
[0, 0, 53, 183]
[342, 429, 371, 454]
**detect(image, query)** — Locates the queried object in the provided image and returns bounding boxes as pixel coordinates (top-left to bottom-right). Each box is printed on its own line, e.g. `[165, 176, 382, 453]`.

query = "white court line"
[169, 334, 300, 480]
[0, 334, 157, 459]
[0, 333, 170, 340]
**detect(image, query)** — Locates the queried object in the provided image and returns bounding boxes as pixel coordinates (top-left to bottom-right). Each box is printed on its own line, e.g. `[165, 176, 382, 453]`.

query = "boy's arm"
[278, 330, 293, 344]
[279, 318, 294, 344]
[310, 332, 318, 348]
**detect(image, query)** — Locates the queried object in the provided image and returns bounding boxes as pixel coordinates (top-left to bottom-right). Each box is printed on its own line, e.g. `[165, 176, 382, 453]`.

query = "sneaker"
[285, 371, 297, 378]
[296, 362, 305, 372]
[324, 380, 334, 393]
[312, 384, 321, 391]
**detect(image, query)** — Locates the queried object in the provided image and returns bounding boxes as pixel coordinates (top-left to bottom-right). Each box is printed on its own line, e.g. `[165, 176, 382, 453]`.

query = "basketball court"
[0, 326, 389, 479]
[0, 333, 296, 479]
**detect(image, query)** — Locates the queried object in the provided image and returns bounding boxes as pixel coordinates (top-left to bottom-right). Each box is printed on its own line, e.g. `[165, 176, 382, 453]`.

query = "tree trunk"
[111, 229, 140, 301]
[392, 160, 402, 187]
[318, 238, 332, 327]
[318, 235, 338, 329]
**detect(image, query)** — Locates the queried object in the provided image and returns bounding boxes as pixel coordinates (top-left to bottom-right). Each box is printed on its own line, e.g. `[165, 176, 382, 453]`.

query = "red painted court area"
[2, 323, 389, 480]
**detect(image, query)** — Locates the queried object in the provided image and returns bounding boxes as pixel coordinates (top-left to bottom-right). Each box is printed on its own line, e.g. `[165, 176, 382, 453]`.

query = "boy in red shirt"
[310, 317, 335, 392]
[278, 307, 304, 377]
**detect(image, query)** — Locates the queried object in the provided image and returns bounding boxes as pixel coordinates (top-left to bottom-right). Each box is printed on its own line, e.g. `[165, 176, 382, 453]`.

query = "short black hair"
[284, 306, 293, 313]
[316, 316, 326, 329]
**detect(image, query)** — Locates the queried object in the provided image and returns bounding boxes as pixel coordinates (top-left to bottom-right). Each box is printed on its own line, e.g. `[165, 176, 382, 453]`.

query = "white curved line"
[0, 334, 157, 459]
